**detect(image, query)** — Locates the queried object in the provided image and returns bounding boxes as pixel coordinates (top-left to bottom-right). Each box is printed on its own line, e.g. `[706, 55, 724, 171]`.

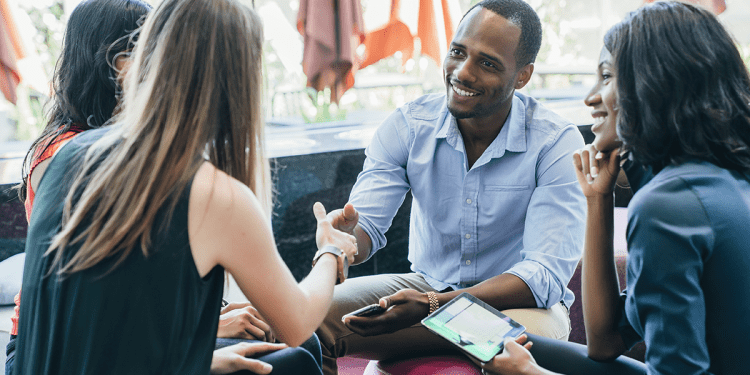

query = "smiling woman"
[583, 47, 620, 153]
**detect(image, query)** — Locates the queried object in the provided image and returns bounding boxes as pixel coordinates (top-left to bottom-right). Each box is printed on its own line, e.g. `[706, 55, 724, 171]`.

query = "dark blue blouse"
[619, 160, 750, 374]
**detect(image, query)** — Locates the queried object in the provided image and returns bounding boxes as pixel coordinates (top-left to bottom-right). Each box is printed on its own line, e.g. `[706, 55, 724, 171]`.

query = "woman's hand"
[313, 202, 358, 282]
[217, 302, 274, 342]
[210, 342, 287, 374]
[482, 335, 558, 375]
[572, 145, 621, 198]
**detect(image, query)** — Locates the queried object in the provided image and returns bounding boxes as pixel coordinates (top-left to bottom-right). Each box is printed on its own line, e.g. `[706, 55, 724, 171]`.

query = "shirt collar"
[435, 93, 528, 159]
[622, 152, 654, 194]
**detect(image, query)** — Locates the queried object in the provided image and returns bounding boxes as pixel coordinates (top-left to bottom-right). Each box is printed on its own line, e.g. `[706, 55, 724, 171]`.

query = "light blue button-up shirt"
[349, 92, 585, 308]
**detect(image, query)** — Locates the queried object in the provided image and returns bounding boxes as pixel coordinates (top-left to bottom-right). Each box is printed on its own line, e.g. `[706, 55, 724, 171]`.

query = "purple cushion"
[364, 356, 482, 375]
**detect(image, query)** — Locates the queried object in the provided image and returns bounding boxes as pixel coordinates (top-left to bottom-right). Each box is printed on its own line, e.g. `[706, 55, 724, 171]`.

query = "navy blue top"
[619, 159, 750, 374]
[15, 128, 225, 375]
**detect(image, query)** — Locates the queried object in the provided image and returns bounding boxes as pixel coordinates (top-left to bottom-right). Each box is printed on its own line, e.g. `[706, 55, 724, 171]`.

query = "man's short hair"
[464, 0, 542, 68]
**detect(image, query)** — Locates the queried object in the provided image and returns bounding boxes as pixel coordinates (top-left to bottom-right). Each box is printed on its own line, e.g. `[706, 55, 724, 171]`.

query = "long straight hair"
[19, 0, 151, 202]
[46, 0, 271, 275]
[605, 1, 750, 173]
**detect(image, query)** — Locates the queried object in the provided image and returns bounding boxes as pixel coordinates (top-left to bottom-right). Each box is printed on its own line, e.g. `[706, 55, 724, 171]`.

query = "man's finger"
[380, 289, 412, 308]
[343, 203, 358, 221]
[313, 202, 328, 222]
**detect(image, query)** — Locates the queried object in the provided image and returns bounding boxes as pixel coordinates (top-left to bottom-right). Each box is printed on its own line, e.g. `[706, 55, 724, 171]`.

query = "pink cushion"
[363, 355, 482, 375]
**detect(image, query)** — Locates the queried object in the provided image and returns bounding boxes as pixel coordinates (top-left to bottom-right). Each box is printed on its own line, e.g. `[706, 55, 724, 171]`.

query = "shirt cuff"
[356, 215, 383, 262]
[505, 260, 569, 308]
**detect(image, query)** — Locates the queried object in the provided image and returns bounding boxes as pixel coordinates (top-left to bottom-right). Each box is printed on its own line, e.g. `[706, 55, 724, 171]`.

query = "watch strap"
[312, 245, 348, 284]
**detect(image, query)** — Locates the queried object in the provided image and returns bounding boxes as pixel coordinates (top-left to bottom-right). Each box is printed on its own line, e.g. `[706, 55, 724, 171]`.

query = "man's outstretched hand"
[326, 202, 360, 235]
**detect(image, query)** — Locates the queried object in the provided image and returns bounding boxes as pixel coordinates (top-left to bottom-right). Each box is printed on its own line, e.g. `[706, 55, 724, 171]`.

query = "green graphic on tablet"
[421, 292, 526, 362]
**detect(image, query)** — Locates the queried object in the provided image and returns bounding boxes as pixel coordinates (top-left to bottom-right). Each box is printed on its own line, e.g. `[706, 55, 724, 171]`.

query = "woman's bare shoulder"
[189, 162, 272, 275]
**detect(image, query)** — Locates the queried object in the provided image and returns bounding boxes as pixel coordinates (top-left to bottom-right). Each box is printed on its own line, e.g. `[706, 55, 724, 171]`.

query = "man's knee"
[501, 303, 570, 341]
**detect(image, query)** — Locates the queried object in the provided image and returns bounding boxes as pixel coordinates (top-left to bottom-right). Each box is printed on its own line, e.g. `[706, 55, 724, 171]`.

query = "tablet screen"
[422, 293, 526, 362]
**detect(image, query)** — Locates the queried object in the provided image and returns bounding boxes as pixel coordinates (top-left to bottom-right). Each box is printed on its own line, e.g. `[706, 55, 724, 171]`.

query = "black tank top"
[15, 128, 224, 374]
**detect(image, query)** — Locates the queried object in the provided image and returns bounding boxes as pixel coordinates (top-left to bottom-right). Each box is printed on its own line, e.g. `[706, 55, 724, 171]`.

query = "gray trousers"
[316, 273, 570, 375]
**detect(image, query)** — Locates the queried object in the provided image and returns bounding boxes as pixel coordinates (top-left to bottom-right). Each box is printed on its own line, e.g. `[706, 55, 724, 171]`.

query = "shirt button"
[465, 233, 471, 239]
[465, 260, 471, 265]
[466, 198, 472, 204]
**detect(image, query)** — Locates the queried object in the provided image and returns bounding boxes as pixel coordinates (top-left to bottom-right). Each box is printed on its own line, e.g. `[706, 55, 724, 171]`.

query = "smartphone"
[344, 304, 386, 318]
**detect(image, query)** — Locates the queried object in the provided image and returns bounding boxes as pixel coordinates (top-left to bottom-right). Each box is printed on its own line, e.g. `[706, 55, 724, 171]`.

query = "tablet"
[421, 292, 526, 362]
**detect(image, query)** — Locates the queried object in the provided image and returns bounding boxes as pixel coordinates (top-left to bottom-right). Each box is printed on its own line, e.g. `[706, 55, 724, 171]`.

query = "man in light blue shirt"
[315, 1, 585, 373]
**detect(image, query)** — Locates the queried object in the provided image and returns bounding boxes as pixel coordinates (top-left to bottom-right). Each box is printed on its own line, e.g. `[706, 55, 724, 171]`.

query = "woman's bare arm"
[573, 147, 628, 360]
[189, 162, 356, 347]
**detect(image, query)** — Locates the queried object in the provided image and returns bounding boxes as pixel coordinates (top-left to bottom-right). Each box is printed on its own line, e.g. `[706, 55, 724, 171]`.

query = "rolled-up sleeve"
[505, 125, 586, 308]
[349, 109, 412, 260]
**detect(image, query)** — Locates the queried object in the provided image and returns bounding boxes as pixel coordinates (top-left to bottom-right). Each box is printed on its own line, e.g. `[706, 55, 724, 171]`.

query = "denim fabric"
[5, 334, 16, 375]
[216, 334, 323, 375]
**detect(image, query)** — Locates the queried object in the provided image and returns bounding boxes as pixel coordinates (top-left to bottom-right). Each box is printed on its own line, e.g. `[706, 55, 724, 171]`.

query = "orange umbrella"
[417, 0, 454, 67]
[361, 0, 454, 69]
[297, 0, 366, 104]
[643, 0, 726, 14]
[0, 0, 25, 105]
[360, 0, 414, 69]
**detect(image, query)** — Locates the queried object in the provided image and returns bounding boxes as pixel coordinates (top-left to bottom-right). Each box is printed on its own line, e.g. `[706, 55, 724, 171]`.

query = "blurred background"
[1, 0, 749, 178]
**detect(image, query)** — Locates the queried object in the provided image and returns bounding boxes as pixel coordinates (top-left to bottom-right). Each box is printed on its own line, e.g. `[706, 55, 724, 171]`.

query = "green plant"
[301, 88, 347, 123]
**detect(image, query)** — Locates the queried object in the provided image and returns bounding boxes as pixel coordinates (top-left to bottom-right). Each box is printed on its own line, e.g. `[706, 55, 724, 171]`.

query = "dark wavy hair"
[605, 1, 750, 173]
[19, 0, 151, 201]
[465, 0, 542, 68]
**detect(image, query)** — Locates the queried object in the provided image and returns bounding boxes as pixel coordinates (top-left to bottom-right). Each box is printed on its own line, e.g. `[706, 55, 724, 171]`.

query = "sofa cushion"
[0, 253, 24, 305]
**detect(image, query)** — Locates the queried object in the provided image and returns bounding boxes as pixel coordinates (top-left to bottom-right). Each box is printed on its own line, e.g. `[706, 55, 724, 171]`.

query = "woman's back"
[15, 128, 224, 375]
[624, 160, 750, 374]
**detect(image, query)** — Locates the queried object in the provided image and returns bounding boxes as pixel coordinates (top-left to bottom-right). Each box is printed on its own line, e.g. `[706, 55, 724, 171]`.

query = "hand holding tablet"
[422, 293, 526, 362]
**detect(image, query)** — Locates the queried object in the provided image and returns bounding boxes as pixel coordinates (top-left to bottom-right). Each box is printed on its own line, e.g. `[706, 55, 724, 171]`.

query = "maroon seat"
[363, 355, 481, 375]
[567, 207, 646, 361]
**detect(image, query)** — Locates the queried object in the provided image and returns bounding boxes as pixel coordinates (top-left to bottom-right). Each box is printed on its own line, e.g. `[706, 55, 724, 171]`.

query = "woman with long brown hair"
[13, 0, 356, 374]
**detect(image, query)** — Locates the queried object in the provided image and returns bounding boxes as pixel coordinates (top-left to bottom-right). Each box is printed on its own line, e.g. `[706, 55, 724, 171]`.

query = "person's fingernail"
[262, 363, 273, 373]
[591, 167, 599, 177]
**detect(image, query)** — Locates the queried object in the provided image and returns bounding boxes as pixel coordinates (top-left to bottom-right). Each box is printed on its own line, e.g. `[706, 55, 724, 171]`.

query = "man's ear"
[514, 63, 534, 90]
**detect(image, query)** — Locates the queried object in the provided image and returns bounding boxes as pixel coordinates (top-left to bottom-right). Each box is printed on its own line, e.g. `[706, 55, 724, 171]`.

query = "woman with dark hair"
[479, 1, 750, 374]
[7, 1, 152, 373]
[19, 0, 152, 212]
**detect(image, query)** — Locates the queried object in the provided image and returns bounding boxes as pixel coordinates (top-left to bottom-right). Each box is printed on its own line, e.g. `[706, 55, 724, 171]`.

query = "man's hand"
[210, 342, 287, 374]
[218, 302, 274, 342]
[326, 202, 359, 235]
[343, 289, 429, 336]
